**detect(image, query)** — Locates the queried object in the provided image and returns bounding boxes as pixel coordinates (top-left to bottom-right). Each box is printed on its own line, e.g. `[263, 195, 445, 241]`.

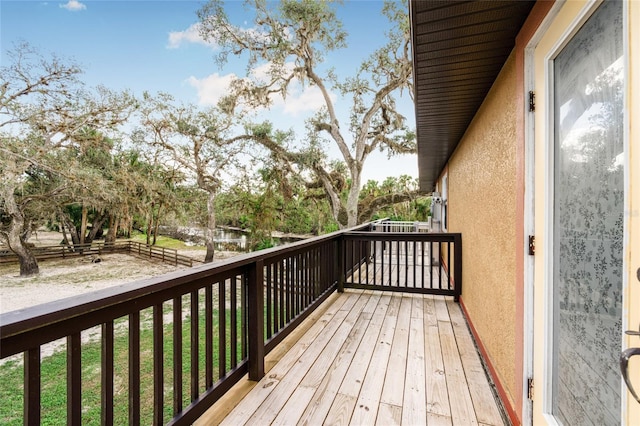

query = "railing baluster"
[102, 322, 114, 425]
[430, 241, 434, 289]
[413, 241, 416, 288]
[205, 286, 213, 387]
[285, 258, 291, 323]
[231, 276, 238, 369]
[66, 334, 81, 425]
[129, 312, 140, 426]
[279, 260, 285, 329]
[307, 250, 312, 302]
[421, 241, 425, 288]
[447, 241, 452, 290]
[219, 279, 226, 380]
[337, 238, 344, 293]
[173, 297, 183, 415]
[395, 240, 399, 287]
[296, 254, 301, 313]
[439, 242, 443, 290]
[190, 291, 199, 401]
[241, 275, 247, 360]
[380, 240, 384, 286]
[300, 253, 305, 312]
[372, 239, 378, 285]
[388, 239, 393, 287]
[405, 240, 409, 287]
[272, 262, 278, 335]
[293, 255, 299, 316]
[153, 303, 163, 425]
[266, 263, 272, 339]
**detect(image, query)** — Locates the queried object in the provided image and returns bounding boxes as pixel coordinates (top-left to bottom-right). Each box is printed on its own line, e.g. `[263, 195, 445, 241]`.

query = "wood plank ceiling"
[410, 0, 536, 192]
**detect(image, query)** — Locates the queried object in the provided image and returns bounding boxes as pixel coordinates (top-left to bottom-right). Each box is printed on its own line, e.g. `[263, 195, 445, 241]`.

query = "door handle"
[620, 347, 640, 404]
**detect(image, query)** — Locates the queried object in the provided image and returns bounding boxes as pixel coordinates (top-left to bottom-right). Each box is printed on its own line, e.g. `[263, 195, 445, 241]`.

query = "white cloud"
[249, 62, 332, 116]
[59, 0, 86, 11]
[186, 73, 237, 105]
[281, 85, 332, 116]
[187, 69, 335, 117]
[167, 23, 216, 49]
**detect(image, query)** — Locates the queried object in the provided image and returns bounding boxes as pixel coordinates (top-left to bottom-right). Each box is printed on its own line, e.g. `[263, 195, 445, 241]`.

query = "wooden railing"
[341, 232, 462, 301]
[0, 240, 193, 267]
[0, 222, 461, 425]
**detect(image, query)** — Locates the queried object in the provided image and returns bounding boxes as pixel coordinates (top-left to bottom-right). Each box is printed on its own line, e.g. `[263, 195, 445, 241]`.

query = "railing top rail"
[344, 231, 460, 242]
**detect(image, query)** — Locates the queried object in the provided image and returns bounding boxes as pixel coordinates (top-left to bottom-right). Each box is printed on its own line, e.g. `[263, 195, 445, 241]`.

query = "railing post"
[453, 233, 462, 302]
[337, 236, 345, 293]
[248, 259, 265, 381]
[24, 348, 41, 426]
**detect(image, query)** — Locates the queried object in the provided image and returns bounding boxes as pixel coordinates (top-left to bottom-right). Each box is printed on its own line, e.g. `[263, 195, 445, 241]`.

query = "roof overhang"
[410, 0, 536, 192]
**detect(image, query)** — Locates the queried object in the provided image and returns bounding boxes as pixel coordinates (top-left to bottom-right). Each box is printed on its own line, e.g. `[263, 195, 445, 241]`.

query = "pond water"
[158, 226, 300, 252]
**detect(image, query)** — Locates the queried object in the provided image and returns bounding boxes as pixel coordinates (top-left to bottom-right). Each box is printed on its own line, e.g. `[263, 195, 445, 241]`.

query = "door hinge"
[528, 235, 535, 256]
[529, 91, 536, 112]
[528, 377, 534, 400]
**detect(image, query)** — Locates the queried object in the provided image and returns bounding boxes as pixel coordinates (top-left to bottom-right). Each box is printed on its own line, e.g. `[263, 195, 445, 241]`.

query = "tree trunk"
[105, 215, 117, 245]
[152, 205, 161, 246]
[0, 180, 40, 276]
[204, 191, 216, 263]
[60, 221, 71, 246]
[345, 166, 362, 228]
[13, 241, 40, 276]
[146, 202, 154, 246]
[59, 210, 81, 247]
[80, 204, 88, 245]
[86, 213, 108, 244]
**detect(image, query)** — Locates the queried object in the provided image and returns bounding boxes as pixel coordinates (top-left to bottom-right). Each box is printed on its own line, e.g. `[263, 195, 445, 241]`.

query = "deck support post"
[248, 259, 265, 381]
[453, 233, 462, 302]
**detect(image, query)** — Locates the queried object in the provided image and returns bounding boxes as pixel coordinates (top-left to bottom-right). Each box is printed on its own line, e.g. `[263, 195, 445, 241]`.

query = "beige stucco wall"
[445, 52, 518, 406]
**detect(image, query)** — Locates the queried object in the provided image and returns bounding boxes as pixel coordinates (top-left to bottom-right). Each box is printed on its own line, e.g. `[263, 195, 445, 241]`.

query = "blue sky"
[1, 0, 418, 184]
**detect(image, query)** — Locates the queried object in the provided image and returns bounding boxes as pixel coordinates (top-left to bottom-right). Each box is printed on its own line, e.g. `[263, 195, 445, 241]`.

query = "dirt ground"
[0, 231, 240, 314]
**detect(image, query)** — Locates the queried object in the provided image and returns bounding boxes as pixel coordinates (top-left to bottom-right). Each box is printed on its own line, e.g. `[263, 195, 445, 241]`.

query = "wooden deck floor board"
[242, 292, 370, 425]
[380, 295, 412, 407]
[204, 290, 506, 426]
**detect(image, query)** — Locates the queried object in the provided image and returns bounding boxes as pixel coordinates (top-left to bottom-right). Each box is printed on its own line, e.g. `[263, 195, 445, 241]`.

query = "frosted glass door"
[551, 1, 624, 424]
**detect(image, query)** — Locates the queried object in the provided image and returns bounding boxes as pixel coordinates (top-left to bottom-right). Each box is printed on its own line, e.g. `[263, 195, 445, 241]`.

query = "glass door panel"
[551, 1, 624, 424]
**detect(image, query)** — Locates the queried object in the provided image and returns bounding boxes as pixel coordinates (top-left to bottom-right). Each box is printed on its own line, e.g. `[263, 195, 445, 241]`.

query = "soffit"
[410, 0, 536, 192]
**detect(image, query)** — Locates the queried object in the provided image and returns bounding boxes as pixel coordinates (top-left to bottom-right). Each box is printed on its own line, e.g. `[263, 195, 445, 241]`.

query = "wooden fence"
[0, 241, 193, 267]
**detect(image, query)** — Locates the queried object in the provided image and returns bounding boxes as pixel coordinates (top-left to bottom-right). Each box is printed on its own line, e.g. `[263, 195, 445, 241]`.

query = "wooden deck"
[196, 290, 505, 426]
